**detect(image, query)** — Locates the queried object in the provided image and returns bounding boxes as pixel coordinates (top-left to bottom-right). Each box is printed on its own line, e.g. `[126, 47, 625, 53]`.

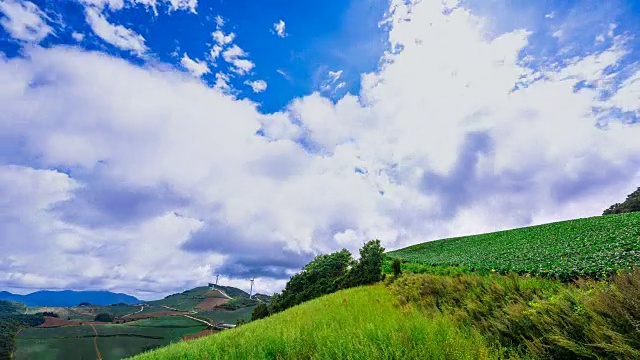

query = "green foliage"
[346, 239, 386, 287]
[38, 311, 59, 318]
[389, 269, 640, 359]
[603, 187, 640, 215]
[131, 285, 495, 360]
[216, 297, 258, 311]
[0, 313, 44, 359]
[268, 249, 354, 314]
[94, 312, 115, 322]
[0, 301, 25, 315]
[388, 212, 640, 281]
[391, 258, 402, 277]
[250, 303, 269, 321]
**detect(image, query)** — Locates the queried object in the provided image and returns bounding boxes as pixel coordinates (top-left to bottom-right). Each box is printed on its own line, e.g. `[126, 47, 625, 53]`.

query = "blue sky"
[0, 0, 639, 299]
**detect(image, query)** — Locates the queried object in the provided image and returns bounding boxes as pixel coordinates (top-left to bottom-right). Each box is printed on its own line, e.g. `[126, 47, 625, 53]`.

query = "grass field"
[131, 285, 494, 360]
[15, 317, 207, 360]
[387, 212, 640, 280]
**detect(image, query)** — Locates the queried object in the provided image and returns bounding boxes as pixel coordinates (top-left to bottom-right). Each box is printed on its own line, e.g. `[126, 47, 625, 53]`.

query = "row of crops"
[387, 212, 640, 280]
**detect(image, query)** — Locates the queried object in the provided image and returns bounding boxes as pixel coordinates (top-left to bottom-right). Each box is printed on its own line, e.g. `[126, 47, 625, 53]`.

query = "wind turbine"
[249, 278, 255, 299]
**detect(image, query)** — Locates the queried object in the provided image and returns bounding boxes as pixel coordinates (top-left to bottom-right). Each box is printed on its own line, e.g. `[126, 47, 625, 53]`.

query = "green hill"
[387, 212, 640, 280]
[131, 285, 493, 360]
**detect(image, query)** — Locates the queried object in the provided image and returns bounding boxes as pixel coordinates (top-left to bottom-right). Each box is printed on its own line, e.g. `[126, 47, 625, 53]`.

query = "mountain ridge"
[0, 290, 140, 307]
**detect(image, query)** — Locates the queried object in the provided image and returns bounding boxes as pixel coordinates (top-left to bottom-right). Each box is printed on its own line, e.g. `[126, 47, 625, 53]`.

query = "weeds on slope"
[388, 268, 640, 359]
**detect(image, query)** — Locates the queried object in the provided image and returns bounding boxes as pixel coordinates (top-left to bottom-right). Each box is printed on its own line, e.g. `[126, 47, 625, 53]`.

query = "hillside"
[0, 290, 140, 307]
[131, 285, 493, 360]
[387, 212, 640, 280]
[131, 268, 640, 359]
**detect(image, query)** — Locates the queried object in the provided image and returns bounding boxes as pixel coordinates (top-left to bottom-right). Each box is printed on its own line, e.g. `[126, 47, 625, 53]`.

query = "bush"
[346, 239, 385, 287]
[391, 258, 402, 277]
[94, 313, 115, 322]
[251, 303, 269, 321]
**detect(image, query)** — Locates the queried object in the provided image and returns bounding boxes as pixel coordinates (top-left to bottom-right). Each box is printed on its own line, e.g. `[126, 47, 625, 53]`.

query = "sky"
[0, 0, 639, 300]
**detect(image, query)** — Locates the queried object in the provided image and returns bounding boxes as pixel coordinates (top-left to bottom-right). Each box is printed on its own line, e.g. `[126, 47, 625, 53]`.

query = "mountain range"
[0, 290, 141, 307]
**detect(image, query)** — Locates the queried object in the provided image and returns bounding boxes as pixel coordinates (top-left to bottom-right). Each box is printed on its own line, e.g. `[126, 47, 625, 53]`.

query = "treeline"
[0, 301, 44, 359]
[603, 186, 640, 215]
[252, 240, 385, 321]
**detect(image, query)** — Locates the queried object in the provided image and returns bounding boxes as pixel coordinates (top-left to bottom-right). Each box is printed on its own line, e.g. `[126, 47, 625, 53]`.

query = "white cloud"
[79, 0, 125, 11]
[209, 44, 222, 61]
[273, 20, 286, 38]
[212, 29, 234, 46]
[214, 71, 231, 91]
[245, 79, 267, 93]
[328, 70, 343, 83]
[85, 7, 147, 55]
[165, 0, 197, 13]
[71, 31, 85, 42]
[0, 0, 52, 42]
[180, 52, 210, 77]
[1, 0, 640, 298]
[222, 44, 255, 75]
[214, 15, 224, 28]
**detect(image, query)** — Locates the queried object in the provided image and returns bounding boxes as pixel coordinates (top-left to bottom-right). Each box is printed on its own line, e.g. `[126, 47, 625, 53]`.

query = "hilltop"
[388, 211, 640, 280]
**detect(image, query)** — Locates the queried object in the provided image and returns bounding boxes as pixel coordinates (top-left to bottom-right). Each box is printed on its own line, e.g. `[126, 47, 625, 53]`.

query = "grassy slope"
[388, 212, 640, 279]
[131, 285, 494, 360]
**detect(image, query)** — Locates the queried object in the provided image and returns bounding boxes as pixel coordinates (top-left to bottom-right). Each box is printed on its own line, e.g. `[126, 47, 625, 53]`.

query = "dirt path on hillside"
[183, 314, 215, 328]
[89, 324, 103, 360]
[122, 305, 145, 318]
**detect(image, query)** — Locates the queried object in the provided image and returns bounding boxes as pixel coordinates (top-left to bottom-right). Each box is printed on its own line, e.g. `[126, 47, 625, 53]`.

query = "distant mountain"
[0, 290, 140, 307]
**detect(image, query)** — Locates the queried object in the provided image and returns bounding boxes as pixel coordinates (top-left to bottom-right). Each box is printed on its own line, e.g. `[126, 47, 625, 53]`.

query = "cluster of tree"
[94, 313, 115, 322]
[252, 240, 385, 321]
[603, 187, 640, 215]
[37, 311, 59, 318]
[0, 301, 45, 359]
[0, 301, 24, 315]
[215, 298, 258, 311]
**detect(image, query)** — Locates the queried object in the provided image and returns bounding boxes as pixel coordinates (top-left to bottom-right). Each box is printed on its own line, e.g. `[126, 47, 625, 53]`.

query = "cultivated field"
[15, 317, 207, 360]
[387, 212, 640, 280]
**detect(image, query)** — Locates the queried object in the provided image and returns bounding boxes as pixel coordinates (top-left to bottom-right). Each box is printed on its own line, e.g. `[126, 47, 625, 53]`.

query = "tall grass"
[131, 285, 497, 360]
[390, 268, 640, 359]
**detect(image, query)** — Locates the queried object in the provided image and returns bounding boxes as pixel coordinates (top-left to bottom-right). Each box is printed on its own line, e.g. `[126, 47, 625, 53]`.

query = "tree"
[251, 303, 269, 321]
[269, 249, 354, 314]
[603, 187, 640, 215]
[94, 313, 114, 322]
[391, 258, 402, 277]
[347, 239, 386, 287]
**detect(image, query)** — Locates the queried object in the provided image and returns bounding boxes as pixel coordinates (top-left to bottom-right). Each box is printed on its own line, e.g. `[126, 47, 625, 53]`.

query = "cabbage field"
[387, 212, 640, 280]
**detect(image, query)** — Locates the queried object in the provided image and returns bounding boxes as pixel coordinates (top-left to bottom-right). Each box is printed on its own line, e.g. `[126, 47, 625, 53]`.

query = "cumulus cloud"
[273, 19, 286, 38]
[85, 7, 147, 55]
[1, 0, 640, 299]
[212, 29, 234, 46]
[180, 52, 210, 77]
[222, 44, 255, 75]
[0, 0, 52, 42]
[245, 79, 267, 93]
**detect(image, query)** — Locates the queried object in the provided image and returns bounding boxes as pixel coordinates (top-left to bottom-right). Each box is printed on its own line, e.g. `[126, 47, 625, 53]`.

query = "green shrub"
[391, 258, 402, 277]
[94, 313, 115, 322]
